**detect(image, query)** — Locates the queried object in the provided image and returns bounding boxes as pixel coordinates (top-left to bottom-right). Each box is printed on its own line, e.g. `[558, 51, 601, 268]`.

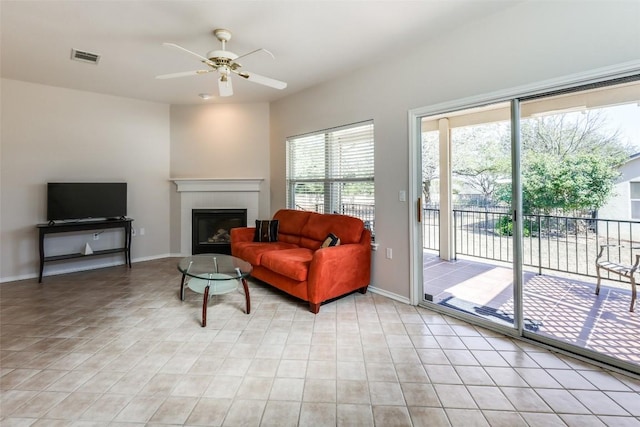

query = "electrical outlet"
[93, 233, 99, 241]
[386, 248, 393, 259]
[139, 228, 145, 236]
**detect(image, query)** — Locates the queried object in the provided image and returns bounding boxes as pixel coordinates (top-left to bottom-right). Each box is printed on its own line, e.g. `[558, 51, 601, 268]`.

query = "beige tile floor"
[1, 257, 640, 426]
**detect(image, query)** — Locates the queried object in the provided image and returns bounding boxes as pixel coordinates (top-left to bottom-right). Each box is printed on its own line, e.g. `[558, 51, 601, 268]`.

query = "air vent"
[70, 49, 100, 64]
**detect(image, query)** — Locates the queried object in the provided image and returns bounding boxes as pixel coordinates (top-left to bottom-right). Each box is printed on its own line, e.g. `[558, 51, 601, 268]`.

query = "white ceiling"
[1, 1, 513, 105]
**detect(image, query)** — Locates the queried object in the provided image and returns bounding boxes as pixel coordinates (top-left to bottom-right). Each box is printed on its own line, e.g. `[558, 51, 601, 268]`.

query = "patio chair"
[595, 244, 640, 312]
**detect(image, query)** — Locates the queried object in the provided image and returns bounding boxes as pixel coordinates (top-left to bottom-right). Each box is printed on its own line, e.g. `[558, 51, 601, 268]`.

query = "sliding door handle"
[417, 198, 422, 223]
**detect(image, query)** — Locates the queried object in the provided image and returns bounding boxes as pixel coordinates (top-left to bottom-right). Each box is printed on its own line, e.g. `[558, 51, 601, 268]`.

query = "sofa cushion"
[321, 233, 341, 248]
[299, 212, 364, 248]
[233, 241, 299, 266]
[254, 219, 279, 242]
[273, 209, 311, 245]
[261, 248, 315, 281]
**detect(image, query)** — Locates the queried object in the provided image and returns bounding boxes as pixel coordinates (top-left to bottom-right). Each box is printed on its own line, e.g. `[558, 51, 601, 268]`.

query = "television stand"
[37, 218, 133, 283]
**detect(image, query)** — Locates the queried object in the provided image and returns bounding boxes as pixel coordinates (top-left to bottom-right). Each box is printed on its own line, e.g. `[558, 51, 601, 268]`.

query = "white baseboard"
[0, 253, 172, 284]
[169, 252, 190, 258]
[368, 285, 412, 305]
[133, 253, 173, 263]
[0, 272, 41, 284]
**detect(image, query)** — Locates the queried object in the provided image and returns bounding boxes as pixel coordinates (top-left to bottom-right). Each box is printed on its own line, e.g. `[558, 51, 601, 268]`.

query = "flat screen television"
[47, 182, 127, 221]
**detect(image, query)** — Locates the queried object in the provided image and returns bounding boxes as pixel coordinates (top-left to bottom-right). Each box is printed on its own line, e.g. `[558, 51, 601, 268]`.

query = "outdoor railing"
[423, 208, 440, 251]
[425, 207, 640, 280]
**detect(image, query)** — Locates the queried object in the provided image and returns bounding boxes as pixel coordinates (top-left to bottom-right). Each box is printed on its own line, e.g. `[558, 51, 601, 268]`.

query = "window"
[631, 182, 640, 219]
[286, 121, 375, 237]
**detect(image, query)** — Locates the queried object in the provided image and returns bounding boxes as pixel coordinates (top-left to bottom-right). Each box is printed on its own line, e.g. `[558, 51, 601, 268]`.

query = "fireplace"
[192, 209, 247, 255]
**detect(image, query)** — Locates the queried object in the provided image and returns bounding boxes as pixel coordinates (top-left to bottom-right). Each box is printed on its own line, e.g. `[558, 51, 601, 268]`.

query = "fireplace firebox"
[192, 209, 247, 255]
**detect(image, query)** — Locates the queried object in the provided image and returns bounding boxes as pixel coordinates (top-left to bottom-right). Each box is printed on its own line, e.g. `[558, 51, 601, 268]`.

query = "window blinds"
[286, 120, 375, 220]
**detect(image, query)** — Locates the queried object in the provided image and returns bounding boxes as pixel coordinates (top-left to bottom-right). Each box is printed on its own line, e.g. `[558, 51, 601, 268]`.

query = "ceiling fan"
[156, 28, 287, 97]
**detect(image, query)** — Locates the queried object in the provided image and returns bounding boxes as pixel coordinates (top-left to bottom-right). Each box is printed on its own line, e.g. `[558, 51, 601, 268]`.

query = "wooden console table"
[37, 218, 133, 283]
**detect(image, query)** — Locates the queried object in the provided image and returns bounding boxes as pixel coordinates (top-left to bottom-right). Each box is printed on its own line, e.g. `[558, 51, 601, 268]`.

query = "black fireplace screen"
[192, 209, 247, 254]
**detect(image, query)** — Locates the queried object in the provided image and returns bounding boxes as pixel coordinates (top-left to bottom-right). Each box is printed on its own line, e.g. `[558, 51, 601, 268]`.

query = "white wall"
[0, 79, 171, 281]
[168, 102, 270, 253]
[599, 157, 640, 224]
[597, 157, 640, 243]
[270, 1, 640, 300]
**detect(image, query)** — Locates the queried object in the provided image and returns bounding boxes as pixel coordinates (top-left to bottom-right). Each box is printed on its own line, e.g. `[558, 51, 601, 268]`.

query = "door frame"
[408, 60, 640, 368]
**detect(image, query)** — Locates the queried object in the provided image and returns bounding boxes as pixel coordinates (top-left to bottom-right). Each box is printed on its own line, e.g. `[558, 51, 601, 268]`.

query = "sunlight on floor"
[445, 267, 513, 306]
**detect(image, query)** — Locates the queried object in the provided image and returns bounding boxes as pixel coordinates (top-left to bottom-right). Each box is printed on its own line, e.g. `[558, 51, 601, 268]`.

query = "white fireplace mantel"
[172, 178, 263, 193]
[172, 178, 264, 255]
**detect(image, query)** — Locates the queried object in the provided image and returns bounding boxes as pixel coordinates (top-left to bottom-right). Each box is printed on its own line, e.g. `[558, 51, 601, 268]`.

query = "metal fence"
[423, 208, 440, 251]
[425, 207, 640, 280]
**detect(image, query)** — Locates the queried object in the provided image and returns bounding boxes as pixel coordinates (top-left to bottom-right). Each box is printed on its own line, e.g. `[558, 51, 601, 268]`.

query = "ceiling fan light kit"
[157, 28, 287, 98]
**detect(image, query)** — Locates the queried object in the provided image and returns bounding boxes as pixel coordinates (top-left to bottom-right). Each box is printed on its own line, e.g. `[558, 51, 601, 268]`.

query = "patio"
[423, 252, 640, 365]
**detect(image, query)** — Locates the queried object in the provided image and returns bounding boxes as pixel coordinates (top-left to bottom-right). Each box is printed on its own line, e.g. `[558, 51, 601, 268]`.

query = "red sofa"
[231, 209, 371, 313]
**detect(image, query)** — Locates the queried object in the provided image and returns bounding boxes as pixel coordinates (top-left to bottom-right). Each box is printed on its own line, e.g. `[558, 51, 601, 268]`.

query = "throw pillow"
[254, 219, 279, 242]
[321, 232, 341, 248]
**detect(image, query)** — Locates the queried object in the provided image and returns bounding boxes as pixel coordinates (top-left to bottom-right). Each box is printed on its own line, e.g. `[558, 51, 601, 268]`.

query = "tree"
[520, 152, 625, 214]
[451, 122, 510, 204]
[422, 123, 512, 207]
[421, 131, 439, 206]
[496, 110, 630, 214]
[521, 111, 628, 159]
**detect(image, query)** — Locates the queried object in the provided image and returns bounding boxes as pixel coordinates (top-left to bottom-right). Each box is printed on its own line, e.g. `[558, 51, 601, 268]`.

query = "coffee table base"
[180, 274, 251, 327]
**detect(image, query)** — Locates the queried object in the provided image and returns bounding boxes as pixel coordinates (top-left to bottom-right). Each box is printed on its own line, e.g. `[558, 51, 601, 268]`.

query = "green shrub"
[496, 215, 513, 236]
[496, 215, 533, 237]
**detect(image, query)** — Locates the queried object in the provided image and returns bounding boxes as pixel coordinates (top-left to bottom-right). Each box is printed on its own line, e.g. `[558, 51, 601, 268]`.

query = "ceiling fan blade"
[155, 70, 212, 79]
[218, 75, 233, 97]
[163, 42, 215, 66]
[234, 48, 275, 61]
[237, 71, 287, 90]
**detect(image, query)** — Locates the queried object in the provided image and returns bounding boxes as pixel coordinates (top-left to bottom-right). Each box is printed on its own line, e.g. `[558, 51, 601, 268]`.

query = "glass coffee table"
[178, 254, 252, 327]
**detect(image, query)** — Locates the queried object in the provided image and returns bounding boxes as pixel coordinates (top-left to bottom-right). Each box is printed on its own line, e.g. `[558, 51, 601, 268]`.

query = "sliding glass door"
[420, 102, 516, 330]
[413, 75, 640, 373]
[518, 80, 640, 369]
